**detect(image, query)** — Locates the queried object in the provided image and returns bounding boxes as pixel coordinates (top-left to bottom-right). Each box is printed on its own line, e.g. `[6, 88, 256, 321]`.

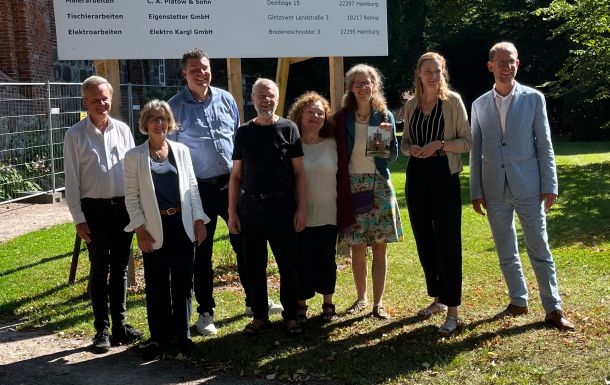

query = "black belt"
[197, 174, 230, 186]
[82, 196, 125, 205]
[246, 191, 288, 200]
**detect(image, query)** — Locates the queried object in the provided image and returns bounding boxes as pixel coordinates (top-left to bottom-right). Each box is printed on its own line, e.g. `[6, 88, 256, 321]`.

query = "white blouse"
[349, 121, 377, 174]
[302, 138, 338, 227]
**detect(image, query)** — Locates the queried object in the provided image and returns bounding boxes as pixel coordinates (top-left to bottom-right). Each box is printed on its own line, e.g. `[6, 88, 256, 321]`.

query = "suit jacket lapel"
[505, 82, 525, 138]
[486, 92, 504, 139]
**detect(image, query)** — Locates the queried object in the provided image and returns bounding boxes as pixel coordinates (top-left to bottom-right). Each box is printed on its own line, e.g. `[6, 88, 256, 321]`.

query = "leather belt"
[197, 174, 230, 185]
[160, 207, 181, 216]
[82, 196, 124, 205]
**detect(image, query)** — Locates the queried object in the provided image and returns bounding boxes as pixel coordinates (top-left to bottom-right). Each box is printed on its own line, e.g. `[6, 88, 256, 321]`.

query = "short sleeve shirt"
[233, 117, 303, 195]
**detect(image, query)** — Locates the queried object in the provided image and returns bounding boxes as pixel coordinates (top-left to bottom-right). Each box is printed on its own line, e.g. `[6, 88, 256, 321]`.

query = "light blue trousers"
[486, 191, 562, 314]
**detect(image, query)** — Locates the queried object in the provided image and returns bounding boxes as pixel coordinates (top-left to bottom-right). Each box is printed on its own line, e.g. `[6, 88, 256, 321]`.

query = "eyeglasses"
[353, 81, 373, 89]
[493, 59, 518, 67]
[148, 116, 169, 124]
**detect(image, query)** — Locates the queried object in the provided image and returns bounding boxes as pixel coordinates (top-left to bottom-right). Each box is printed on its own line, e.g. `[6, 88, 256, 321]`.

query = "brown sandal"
[285, 319, 303, 335]
[296, 305, 308, 324]
[321, 303, 337, 323]
[243, 318, 271, 336]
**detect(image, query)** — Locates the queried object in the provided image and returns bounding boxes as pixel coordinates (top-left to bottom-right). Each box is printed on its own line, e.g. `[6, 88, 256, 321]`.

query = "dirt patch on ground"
[0, 202, 284, 385]
[0, 201, 73, 243]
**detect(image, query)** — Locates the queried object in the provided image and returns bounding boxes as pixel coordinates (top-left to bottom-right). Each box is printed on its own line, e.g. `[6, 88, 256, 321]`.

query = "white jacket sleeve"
[123, 149, 147, 232]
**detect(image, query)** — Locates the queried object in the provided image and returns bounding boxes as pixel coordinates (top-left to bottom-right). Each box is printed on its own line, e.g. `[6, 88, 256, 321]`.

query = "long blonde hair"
[413, 52, 451, 104]
[342, 64, 387, 117]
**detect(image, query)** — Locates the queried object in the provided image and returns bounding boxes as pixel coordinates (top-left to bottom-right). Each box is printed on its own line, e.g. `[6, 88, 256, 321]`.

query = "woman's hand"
[409, 144, 423, 157]
[411, 140, 443, 158]
[378, 122, 394, 140]
[135, 225, 155, 253]
[194, 219, 207, 246]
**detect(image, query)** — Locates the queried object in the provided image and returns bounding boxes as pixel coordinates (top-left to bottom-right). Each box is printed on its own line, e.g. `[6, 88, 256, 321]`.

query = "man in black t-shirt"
[228, 78, 306, 335]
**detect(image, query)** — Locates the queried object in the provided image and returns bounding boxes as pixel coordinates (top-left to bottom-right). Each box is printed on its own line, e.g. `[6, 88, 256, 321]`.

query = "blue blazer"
[469, 82, 558, 202]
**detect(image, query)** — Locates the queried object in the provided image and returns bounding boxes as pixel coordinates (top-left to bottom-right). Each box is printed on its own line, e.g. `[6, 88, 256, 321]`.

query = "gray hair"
[251, 78, 279, 95]
[81, 75, 113, 98]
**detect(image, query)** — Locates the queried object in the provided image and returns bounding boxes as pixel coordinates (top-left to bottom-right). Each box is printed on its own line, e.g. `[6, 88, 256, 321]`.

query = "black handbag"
[352, 189, 375, 214]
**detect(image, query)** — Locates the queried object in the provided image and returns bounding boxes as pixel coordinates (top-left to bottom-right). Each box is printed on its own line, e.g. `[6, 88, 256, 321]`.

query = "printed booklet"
[365, 125, 391, 158]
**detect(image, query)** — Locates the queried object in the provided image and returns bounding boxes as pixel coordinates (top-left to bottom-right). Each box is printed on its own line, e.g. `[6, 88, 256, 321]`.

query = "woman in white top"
[123, 99, 209, 359]
[287, 92, 339, 322]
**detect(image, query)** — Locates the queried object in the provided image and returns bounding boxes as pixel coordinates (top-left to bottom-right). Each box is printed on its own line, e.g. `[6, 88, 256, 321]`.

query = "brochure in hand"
[365, 125, 391, 158]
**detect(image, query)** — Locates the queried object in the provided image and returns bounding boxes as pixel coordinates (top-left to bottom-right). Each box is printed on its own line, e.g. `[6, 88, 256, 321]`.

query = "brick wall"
[0, 0, 55, 82]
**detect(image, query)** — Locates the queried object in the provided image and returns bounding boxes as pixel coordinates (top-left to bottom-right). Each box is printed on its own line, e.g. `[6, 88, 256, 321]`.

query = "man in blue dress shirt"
[168, 49, 281, 336]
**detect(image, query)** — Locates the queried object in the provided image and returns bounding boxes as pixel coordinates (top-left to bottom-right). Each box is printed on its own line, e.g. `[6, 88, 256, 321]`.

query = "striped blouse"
[409, 100, 445, 146]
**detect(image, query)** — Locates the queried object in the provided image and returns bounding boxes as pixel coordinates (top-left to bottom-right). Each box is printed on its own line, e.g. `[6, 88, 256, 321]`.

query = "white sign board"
[53, 0, 388, 59]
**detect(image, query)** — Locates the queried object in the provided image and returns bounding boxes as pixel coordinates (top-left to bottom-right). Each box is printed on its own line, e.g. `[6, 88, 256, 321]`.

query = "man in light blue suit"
[470, 42, 575, 331]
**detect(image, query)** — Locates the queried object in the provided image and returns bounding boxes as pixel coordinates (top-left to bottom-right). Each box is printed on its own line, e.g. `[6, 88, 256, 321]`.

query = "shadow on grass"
[548, 162, 610, 247]
[0, 276, 89, 315]
[188, 313, 546, 385]
[0, 250, 75, 278]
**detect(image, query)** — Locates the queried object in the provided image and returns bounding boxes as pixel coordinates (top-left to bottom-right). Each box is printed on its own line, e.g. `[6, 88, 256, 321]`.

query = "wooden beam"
[289, 57, 311, 65]
[226, 58, 244, 124]
[275, 58, 291, 117]
[94, 60, 123, 121]
[329, 57, 344, 113]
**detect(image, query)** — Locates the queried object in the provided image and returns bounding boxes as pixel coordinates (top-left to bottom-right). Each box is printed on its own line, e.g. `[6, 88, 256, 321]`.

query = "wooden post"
[93, 60, 123, 120]
[275, 58, 291, 117]
[227, 58, 244, 124]
[329, 57, 344, 113]
[69, 235, 82, 285]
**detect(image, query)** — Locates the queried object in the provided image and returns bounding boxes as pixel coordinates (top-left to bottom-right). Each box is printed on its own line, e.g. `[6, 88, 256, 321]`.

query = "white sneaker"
[244, 301, 284, 316]
[196, 312, 217, 336]
[268, 300, 284, 315]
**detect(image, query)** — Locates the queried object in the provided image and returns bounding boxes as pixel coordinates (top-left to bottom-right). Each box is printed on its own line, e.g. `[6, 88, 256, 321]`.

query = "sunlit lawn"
[1, 141, 609, 384]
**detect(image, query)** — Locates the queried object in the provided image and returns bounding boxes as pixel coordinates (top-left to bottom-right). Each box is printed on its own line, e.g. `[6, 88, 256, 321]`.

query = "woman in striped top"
[400, 52, 472, 335]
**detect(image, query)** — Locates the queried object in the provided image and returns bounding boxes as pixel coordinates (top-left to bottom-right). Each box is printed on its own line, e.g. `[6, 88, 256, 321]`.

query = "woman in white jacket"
[123, 99, 209, 360]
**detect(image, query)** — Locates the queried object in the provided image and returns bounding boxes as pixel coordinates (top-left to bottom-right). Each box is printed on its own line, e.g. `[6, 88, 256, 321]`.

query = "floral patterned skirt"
[340, 173, 403, 245]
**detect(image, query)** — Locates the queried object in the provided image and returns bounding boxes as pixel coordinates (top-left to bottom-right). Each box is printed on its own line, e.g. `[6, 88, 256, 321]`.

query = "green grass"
[1, 141, 609, 384]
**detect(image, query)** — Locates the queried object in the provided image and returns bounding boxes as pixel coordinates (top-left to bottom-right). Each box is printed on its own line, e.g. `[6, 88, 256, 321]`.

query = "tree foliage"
[536, 0, 610, 131]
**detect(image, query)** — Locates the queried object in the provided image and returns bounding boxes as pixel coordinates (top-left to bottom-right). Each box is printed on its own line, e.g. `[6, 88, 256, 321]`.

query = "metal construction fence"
[0, 82, 181, 204]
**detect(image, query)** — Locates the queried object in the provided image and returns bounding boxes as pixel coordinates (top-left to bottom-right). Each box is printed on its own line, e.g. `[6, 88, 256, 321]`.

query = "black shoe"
[139, 340, 162, 361]
[111, 324, 144, 346]
[179, 338, 196, 356]
[93, 329, 111, 353]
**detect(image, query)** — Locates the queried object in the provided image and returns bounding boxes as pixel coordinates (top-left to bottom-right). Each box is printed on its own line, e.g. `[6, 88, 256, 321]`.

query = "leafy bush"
[0, 164, 41, 201]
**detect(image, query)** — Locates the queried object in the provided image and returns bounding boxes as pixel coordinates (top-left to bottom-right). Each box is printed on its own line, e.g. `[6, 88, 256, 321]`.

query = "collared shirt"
[493, 84, 516, 135]
[63, 116, 135, 224]
[168, 85, 240, 179]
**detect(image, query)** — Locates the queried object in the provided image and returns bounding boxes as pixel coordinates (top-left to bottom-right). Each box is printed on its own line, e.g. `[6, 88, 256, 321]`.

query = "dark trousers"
[81, 198, 133, 333]
[194, 179, 249, 316]
[143, 214, 194, 344]
[239, 194, 298, 321]
[406, 156, 462, 307]
[297, 225, 338, 300]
